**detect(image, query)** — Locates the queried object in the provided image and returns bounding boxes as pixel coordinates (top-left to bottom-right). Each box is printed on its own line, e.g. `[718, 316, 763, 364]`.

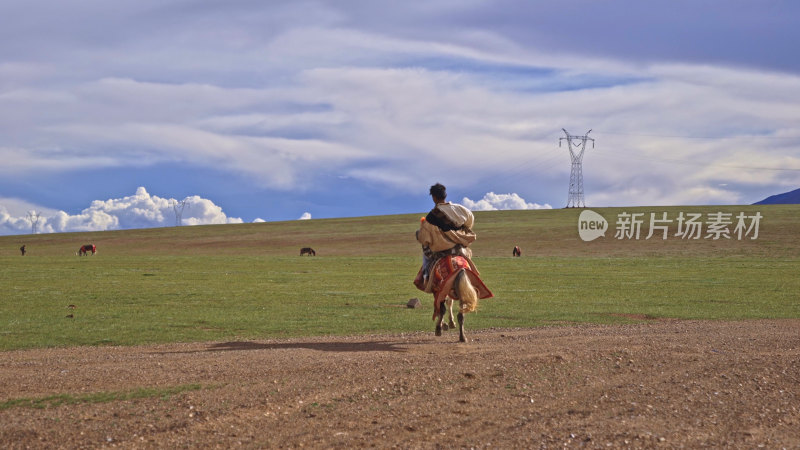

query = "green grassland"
[1, 205, 798, 351]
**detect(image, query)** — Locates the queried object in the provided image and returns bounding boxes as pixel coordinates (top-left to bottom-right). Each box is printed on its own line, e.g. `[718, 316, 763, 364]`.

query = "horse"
[512, 245, 521, 257]
[428, 255, 492, 343]
[78, 244, 96, 256]
[20, 245, 26, 256]
[434, 269, 479, 342]
[299, 247, 316, 256]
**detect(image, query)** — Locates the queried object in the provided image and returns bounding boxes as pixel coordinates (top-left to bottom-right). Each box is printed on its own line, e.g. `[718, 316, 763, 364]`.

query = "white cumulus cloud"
[0, 206, 33, 235]
[0, 187, 242, 235]
[462, 192, 552, 211]
[298, 212, 312, 220]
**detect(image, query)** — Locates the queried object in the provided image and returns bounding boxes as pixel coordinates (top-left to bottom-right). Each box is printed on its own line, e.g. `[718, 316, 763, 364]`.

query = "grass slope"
[1, 205, 798, 350]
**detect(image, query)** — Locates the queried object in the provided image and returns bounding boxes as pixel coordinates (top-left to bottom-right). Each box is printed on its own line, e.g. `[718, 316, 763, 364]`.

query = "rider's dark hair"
[429, 183, 447, 200]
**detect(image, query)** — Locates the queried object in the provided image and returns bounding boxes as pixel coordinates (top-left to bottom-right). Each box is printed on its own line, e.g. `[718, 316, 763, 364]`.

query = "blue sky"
[2, 0, 799, 235]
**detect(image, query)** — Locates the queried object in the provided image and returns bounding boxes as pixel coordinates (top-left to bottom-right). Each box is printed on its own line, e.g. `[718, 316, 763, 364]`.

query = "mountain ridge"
[754, 187, 800, 205]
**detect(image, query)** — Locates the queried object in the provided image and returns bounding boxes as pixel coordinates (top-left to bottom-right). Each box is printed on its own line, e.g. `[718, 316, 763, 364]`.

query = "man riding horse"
[415, 183, 476, 287]
[414, 183, 492, 341]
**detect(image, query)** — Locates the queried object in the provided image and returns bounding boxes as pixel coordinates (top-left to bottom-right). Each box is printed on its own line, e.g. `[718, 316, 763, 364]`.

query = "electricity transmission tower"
[559, 128, 595, 208]
[27, 210, 41, 234]
[172, 199, 187, 226]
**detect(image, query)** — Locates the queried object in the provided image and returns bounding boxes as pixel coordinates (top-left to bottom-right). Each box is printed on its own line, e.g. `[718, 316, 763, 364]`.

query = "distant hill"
[2, 205, 798, 259]
[754, 188, 800, 205]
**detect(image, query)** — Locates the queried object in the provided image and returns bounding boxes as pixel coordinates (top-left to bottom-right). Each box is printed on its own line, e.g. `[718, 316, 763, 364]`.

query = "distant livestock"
[512, 246, 521, 257]
[300, 247, 316, 256]
[20, 245, 26, 256]
[78, 244, 96, 256]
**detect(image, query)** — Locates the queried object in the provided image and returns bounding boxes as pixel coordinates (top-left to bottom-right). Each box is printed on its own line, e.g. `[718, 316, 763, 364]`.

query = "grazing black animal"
[20, 245, 26, 256]
[512, 245, 521, 257]
[300, 247, 316, 256]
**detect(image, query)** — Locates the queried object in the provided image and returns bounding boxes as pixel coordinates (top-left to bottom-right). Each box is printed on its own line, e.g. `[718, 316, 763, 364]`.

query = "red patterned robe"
[421, 255, 493, 319]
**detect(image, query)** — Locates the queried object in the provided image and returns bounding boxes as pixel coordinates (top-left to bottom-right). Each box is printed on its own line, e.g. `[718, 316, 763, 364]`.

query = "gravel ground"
[2, 319, 799, 449]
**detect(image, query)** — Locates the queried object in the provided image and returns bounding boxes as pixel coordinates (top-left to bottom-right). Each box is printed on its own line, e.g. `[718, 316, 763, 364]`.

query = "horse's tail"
[455, 269, 478, 314]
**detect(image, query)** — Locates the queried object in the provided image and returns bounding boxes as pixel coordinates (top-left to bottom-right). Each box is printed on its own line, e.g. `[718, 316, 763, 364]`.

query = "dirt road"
[2, 319, 799, 448]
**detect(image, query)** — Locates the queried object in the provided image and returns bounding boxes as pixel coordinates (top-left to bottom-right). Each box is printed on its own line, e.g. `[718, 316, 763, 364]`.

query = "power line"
[172, 199, 187, 226]
[26, 210, 41, 234]
[593, 146, 800, 172]
[560, 129, 594, 208]
[593, 130, 800, 141]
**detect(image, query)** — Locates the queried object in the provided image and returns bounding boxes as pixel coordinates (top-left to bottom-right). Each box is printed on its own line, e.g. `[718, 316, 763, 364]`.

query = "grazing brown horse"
[78, 244, 96, 256]
[512, 245, 521, 257]
[299, 247, 316, 256]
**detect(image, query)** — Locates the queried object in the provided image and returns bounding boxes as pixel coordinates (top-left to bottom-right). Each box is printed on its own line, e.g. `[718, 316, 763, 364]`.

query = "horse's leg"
[446, 297, 456, 330]
[435, 301, 446, 336]
[457, 311, 466, 343]
[440, 297, 450, 330]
